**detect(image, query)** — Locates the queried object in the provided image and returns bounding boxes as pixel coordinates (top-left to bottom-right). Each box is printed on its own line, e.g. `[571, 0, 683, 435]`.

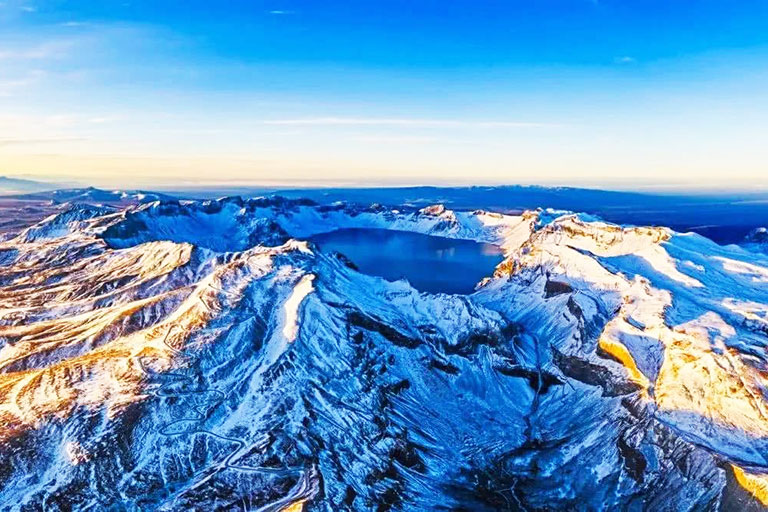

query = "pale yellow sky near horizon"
[2, 15, 768, 192]
[2, 141, 766, 191]
[1, 110, 766, 191]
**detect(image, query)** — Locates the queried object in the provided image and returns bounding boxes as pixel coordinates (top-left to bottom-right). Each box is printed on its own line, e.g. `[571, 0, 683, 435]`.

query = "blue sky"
[1, 0, 767, 189]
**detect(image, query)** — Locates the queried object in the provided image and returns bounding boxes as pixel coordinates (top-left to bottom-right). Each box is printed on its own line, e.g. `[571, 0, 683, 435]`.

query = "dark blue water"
[310, 228, 504, 294]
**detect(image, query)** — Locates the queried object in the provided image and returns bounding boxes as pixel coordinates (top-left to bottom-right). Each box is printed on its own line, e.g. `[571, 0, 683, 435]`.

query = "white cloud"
[0, 70, 46, 96]
[0, 41, 72, 61]
[260, 117, 560, 128]
[39, 113, 120, 127]
[352, 134, 440, 144]
[614, 56, 636, 64]
[268, 10, 295, 15]
[87, 116, 121, 124]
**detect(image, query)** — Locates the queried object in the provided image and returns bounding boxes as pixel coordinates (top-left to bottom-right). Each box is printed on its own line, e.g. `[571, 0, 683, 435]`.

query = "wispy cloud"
[0, 112, 119, 125]
[0, 41, 72, 61]
[0, 70, 46, 96]
[260, 117, 560, 128]
[0, 136, 84, 146]
[268, 9, 295, 15]
[614, 56, 636, 64]
[352, 134, 441, 144]
[40, 113, 121, 127]
[85, 116, 120, 124]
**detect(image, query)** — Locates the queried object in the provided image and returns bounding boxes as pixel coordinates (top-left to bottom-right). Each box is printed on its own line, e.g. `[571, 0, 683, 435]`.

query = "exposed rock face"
[744, 227, 768, 255]
[0, 198, 767, 510]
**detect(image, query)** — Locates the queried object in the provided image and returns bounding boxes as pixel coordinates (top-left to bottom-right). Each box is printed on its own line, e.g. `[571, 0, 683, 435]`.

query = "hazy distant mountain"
[4, 186, 177, 204]
[0, 175, 58, 194]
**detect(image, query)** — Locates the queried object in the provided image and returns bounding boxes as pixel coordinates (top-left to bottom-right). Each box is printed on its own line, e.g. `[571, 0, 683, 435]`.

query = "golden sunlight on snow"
[732, 465, 768, 506]
[279, 500, 306, 512]
[598, 336, 651, 392]
[654, 313, 768, 438]
[501, 214, 768, 455]
[0, 227, 288, 444]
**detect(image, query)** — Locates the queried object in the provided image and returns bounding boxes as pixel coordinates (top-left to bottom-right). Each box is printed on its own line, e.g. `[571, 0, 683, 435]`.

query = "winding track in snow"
[134, 319, 316, 509]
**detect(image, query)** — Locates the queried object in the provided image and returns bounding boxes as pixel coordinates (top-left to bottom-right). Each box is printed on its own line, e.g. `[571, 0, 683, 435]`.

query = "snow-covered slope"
[0, 197, 767, 511]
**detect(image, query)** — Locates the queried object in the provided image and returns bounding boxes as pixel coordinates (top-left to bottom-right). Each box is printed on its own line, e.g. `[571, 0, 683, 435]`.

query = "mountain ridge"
[0, 197, 767, 510]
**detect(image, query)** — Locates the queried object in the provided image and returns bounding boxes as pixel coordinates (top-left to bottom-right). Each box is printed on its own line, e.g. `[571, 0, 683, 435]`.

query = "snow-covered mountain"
[1, 197, 768, 510]
[3, 187, 177, 204]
